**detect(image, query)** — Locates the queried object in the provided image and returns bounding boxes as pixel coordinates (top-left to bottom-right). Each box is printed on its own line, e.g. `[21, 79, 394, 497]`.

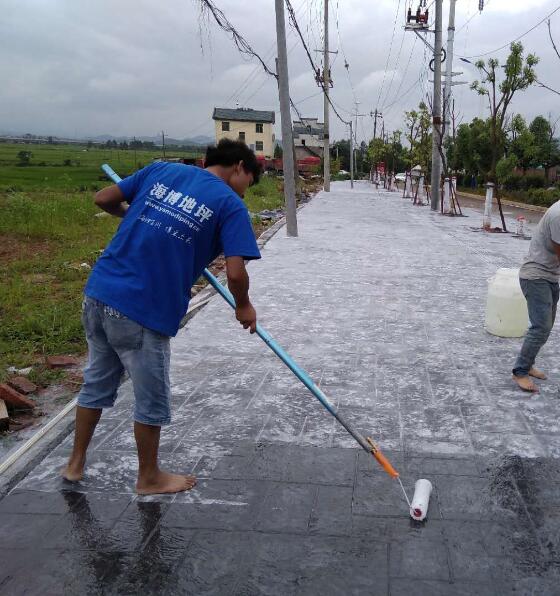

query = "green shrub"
[523, 175, 545, 190]
[503, 174, 523, 191]
[527, 188, 560, 207]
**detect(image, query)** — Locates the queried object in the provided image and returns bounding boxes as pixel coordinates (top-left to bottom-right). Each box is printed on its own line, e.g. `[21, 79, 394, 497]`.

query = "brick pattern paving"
[1, 182, 559, 594]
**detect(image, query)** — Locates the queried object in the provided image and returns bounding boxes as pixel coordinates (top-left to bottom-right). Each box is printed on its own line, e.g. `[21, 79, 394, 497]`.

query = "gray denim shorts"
[77, 296, 171, 426]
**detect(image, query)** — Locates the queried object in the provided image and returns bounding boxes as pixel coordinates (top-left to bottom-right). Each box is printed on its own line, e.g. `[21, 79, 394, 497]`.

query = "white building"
[292, 117, 324, 160]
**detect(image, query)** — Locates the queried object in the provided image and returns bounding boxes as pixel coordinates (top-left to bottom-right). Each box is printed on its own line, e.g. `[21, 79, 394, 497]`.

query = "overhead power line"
[195, 0, 308, 128]
[458, 3, 560, 59]
[284, 0, 351, 125]
[197, 0, 277, 76]
[376, 0, 402, 110]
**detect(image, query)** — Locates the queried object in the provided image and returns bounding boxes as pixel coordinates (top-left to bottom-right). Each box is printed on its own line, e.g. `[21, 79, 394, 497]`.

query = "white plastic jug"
[485, 268, 528, 337]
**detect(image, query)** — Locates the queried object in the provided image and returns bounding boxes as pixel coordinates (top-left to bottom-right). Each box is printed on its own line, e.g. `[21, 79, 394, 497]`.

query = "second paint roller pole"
[101, 163, 410, 507]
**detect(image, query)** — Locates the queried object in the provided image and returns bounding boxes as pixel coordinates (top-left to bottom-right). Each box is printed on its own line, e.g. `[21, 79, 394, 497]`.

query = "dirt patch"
[0, 236, 54, 265]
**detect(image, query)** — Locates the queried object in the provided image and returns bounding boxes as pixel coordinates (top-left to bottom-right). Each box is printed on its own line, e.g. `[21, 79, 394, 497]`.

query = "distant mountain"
[133, 135, 214, 146]
[9, 133, 216, 146]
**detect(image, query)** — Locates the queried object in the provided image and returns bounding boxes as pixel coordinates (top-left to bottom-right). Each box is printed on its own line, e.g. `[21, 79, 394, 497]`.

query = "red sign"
[376, 162, 386, 175]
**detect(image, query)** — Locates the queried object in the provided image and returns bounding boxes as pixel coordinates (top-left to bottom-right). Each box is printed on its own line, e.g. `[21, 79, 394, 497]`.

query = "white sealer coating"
[410, 479, 433, 521]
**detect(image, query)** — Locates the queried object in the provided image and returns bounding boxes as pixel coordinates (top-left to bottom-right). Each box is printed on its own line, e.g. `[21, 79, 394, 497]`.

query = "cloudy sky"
[2, 0, 560, 143]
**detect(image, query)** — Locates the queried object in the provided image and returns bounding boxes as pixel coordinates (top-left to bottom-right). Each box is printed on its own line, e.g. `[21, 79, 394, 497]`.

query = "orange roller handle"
[366, 437, 400, 478]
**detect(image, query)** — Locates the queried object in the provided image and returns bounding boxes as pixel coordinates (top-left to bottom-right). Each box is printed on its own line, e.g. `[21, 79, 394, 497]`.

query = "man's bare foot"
[61, 457, 86, 482]
[512, 374, 539, 393]
[136, 470, 197, 495]
[529, 367, 547, 380]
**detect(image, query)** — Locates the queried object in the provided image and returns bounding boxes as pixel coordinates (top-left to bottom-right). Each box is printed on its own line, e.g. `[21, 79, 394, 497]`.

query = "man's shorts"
[77, 296, 171, 426]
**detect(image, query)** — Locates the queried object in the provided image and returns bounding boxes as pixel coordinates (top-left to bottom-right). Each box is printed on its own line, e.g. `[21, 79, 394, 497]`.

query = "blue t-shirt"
[85, 162, 261, 336]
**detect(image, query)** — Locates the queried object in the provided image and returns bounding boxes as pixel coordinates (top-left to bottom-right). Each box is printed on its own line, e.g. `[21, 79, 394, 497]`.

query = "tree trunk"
[490, 120, 507, 233]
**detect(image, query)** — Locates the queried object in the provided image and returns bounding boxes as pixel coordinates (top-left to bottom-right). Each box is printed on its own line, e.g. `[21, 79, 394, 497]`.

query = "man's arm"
[553, 241, 560, 260]
[225, 256, 257, 333]
[94, 185, 129, 218]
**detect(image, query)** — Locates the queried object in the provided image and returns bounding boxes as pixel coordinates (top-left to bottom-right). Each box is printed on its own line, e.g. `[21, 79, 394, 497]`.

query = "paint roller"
[101, 163, 433, 520]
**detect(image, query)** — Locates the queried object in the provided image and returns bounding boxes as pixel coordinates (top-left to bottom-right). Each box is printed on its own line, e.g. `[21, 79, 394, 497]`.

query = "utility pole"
[353, 101, 366, 179]
[275, 0, 298, 236]
[430, 0, 443, 211]
[371, 109, 383, 140]
[349, 120, 354, 189]
[323, 0, 331, 192]
[443, 0, 457, 147]
[162, 130, 166, 159]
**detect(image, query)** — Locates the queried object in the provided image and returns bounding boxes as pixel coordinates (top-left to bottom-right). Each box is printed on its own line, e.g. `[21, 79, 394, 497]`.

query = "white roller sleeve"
[410, 479, 433, 521]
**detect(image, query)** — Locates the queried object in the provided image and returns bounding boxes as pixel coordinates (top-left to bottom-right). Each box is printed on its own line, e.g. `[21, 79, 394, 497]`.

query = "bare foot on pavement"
[512, 374, 539, 393]
[137, 470, 197, 495]
[529, 367, 547, 380]
[61, 457, 86, 482]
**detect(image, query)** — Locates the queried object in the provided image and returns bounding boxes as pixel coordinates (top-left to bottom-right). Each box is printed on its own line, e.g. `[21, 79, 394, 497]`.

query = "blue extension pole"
[100, 164, 400, 479]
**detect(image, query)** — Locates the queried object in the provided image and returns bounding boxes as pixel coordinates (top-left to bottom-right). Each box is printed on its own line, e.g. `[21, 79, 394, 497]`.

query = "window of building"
[222, 121, 230, 131]
[255, 141, 264, 151]
[239, 132, 246, 141]
[301, 139, 306, 146]
[256, 123, 264, 134]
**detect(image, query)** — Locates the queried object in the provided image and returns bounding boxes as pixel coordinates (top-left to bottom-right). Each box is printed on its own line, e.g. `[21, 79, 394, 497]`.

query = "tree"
[508, 114, 536, 174]
[332, 139, 350, 171]
[471, 42, 539, 230]
[405, 102, 431, 169]
[496, 154, 518, 185]
[17, 150, 32, 165]
[274, 144, 283, 158]
[529, 116, 560, 181]
[367, 137, 386, 172]
[454, 118, 492, 179]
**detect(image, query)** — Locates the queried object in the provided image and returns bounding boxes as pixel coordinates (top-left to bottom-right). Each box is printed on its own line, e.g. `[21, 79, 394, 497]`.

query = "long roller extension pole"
[102, 164, 405, 490]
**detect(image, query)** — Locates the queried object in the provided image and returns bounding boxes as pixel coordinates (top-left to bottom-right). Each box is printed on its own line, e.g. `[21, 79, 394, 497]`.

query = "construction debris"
[46, 355, 80, 369]
[8, 376, 38, 395]
[0, 399, 8, 431]
[0, 384, 36, 410]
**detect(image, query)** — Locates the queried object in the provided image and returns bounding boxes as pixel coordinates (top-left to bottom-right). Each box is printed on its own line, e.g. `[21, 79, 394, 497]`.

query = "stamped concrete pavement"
[1, 181, 560, 595]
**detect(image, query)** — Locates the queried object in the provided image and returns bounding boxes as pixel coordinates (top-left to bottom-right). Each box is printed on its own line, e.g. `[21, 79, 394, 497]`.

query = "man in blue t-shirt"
[62, 139, 262, 495]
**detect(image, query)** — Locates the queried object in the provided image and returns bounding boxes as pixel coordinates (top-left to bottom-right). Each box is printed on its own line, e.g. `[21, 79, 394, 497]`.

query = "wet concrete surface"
[1, 446, 559, 594]
[1, 182, 560, 595]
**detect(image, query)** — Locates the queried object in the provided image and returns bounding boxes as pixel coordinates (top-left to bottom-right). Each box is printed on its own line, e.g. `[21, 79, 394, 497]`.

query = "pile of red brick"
[0, 355, 80, 432]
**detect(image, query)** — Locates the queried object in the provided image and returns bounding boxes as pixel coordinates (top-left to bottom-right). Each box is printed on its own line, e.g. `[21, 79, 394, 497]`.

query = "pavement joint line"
[456, 404, 476, 458]
[244, 369, 272, 410]
[253, 413, 272, 444]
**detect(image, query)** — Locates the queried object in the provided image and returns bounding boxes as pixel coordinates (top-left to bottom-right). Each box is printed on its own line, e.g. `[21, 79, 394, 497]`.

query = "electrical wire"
[332, 0, 358, 104]
[382, 35, 417, 111]
[456, 0, 492, 35]
[380, 24, 407, 110]
[459, 3, 560, 59]
[376, 0, 402, 110]
[284, 0, 352, 125]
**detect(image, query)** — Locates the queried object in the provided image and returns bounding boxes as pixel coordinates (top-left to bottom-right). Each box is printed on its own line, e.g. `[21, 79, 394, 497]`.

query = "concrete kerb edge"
[456, 190, 548, 214]
[0, 196, 312, 498]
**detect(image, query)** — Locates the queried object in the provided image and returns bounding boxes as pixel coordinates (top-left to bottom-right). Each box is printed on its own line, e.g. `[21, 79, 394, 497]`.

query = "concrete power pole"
[443, 0, 457, 147]
[275, 0, 298, 236]
[430, 0, 443, 211]
[371, 109, 383, 140]
[349, 120, 354, 189]
[323, 0, 331, 192]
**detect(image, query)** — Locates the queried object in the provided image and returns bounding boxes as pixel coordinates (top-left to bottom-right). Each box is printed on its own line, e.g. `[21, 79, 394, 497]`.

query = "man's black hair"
[205, 138, 261, 184]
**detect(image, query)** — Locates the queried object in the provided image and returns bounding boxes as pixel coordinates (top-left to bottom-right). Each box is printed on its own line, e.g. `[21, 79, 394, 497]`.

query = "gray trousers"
[513, 278, 560, 377]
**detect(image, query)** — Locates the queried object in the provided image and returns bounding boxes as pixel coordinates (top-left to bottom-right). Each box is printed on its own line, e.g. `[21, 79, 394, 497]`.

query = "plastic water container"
[485, 268, 528, 337]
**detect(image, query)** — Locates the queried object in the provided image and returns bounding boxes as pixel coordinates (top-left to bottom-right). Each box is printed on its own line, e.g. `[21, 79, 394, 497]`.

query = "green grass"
[0, 142, 285, 385]
[0, 142, 200, 191]
[244, 175, 284, 213]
